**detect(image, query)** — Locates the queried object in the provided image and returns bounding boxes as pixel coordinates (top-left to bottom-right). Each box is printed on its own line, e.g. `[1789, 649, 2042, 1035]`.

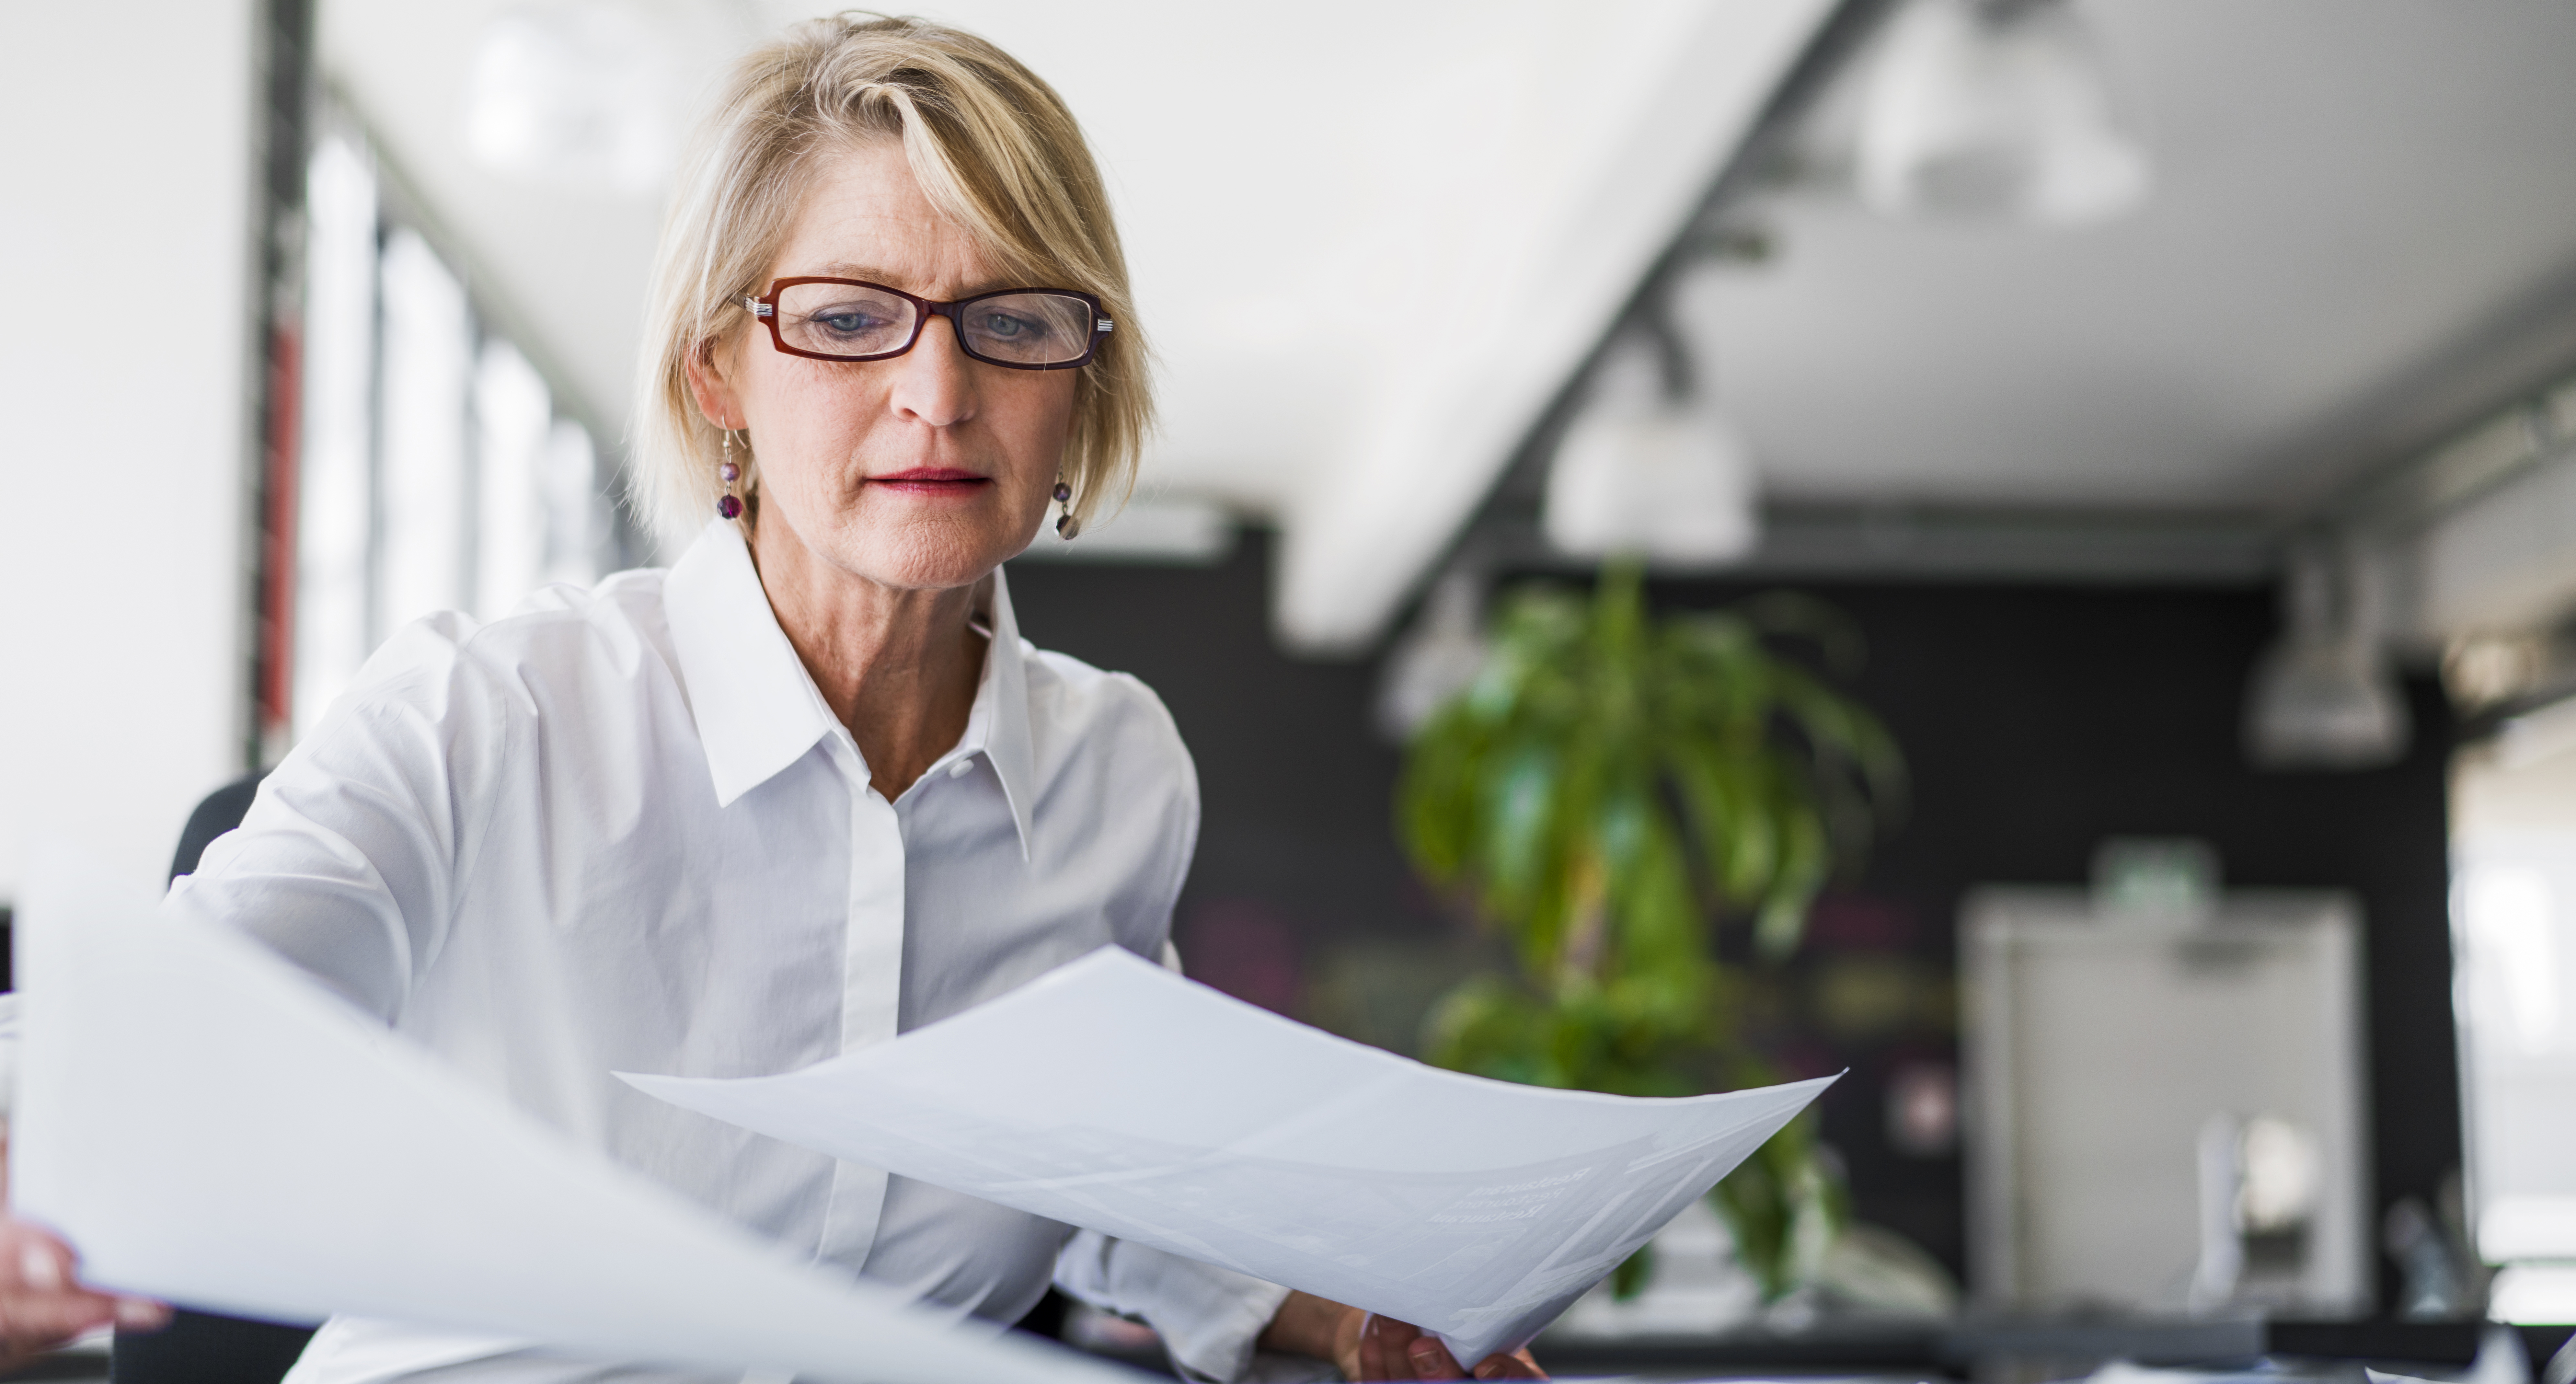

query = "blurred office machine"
[1962, 859, 2371, 1318]
[2452, 713, 2576, 1325]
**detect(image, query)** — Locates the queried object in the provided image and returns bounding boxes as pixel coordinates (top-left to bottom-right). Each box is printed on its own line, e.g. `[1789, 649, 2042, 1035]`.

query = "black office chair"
[109, 771, 318, 1384]
[104, 773, 1078, 1384]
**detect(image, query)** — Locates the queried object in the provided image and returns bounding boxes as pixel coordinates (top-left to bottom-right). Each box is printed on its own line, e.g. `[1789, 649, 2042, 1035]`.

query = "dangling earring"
[1052, 477, 1080, 539]
[718, 429, 743, 521]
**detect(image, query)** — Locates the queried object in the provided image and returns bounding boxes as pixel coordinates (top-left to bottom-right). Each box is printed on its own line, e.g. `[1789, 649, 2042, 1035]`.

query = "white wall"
[0, 0, 259, 902]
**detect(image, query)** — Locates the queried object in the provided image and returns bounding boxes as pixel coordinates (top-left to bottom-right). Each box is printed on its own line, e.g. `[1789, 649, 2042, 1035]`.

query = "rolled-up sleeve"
[1053, 1228, 1293, 1383]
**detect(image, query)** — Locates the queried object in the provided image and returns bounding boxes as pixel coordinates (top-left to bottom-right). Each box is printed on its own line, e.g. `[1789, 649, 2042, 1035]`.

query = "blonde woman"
[0, 15, 1542, 1384]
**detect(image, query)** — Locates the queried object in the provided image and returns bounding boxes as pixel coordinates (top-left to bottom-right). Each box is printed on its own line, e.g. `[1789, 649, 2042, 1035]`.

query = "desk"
[1533, 1318, 2576, 1382]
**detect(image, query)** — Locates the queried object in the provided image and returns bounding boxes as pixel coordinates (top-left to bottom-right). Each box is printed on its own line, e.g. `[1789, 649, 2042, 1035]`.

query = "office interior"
[6, 0, 2576, 1380]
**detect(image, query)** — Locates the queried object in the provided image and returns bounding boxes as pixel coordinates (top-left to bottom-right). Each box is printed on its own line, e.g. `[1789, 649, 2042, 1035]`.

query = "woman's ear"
[681, 338, 743, 431]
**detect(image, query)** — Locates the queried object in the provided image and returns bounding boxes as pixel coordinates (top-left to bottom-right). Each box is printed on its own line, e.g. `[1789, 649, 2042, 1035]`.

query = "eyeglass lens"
[773, 283, 1097, 366]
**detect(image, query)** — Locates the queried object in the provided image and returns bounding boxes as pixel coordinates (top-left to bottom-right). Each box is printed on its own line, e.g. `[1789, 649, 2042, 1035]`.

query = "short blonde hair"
[631, 13, 1149, 545]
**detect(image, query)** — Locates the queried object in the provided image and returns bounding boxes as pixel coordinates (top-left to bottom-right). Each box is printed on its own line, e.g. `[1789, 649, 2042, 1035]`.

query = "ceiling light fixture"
[1375, 570, 1491, 743]
[1856, 0, 2151, 226]
[463, 3, 676, 196]
[1543, 325, 1762, 568]
[2243, 544, 2410, 771]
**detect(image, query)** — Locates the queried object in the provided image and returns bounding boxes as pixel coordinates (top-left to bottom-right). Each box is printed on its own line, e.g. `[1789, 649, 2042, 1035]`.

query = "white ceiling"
[1685, 0, 2576, 515]
[318, 0, 1827, 651]
[319, 0, 2576, 652]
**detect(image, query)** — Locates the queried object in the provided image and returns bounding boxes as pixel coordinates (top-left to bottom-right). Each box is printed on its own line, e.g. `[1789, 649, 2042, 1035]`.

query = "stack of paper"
[624, 949, 1834, 1364]
[11, 862, 1141, 1384]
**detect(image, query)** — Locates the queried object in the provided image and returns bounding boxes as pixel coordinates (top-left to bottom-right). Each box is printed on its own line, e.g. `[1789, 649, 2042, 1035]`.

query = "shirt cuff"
[1054, 1230, 1294, 1383]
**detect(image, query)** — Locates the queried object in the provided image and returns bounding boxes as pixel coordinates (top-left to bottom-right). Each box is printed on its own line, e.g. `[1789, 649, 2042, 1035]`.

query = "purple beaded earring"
[718, 429, 744, 521]
[1053, 477, 1080, 539]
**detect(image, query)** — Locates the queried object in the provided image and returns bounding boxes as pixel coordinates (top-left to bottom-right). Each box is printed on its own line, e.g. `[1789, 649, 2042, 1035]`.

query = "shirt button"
[948, 758, 974, 779]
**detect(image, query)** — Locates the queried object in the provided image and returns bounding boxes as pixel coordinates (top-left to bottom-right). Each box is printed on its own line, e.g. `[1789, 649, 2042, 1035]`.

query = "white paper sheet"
[620, 948, 1835, 1364]
[11, 859, 1141, 1384]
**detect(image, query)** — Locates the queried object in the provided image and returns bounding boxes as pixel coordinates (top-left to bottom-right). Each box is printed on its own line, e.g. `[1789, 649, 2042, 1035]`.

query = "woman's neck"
[748, 516, 989, 802]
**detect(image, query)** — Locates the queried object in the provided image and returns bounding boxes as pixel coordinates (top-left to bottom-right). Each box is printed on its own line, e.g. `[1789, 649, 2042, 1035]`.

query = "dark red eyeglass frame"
[742, 277, 1113, 371]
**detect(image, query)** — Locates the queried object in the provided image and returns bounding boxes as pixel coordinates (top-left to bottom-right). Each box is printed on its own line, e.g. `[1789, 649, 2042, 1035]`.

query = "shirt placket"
[811, 736, 905, 1269]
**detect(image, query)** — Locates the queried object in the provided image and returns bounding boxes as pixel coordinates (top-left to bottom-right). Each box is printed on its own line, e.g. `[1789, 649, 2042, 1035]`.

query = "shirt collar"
[662, 518, 1037, 859]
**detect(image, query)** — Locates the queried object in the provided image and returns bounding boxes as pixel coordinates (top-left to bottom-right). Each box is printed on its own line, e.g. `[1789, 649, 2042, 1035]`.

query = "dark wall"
[1642, 576, 2462, 1308]
[1004, 532, 2461, 1306]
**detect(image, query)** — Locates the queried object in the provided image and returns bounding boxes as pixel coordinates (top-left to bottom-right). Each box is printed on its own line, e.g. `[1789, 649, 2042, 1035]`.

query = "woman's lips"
[869, 467, 991, 496]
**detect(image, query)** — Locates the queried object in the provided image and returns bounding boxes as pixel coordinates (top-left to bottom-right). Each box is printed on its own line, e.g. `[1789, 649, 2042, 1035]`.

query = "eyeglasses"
[742, 278, 1112, 370]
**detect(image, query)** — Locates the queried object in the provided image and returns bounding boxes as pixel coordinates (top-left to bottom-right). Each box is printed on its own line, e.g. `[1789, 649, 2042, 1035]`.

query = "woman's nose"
[887, 315, 978, 427]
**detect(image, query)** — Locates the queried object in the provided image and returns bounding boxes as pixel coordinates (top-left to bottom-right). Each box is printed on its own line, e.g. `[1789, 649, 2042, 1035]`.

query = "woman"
[0, 16, 1543, 1383]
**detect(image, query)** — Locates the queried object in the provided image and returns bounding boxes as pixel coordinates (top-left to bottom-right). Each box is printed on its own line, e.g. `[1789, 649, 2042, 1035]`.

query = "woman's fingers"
[1468, 1347, 1548, 1379]
[0, 1223, 159, 1361]
[1356, 1312, 1427, 1380]
[1354, 1313, 1397, 1380]
[1352, 1316, 1549, 1381]
[113, 1297, 173, 1332]
[1403, 1333, 1465, 1379]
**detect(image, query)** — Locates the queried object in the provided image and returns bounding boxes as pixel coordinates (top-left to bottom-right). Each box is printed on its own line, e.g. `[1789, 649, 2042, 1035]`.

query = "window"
[2451, 702, 2576, 1321]
[289, 131, 627, 745]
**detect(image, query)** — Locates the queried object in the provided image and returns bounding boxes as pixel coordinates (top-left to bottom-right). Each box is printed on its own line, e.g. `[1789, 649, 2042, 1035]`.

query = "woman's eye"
[817, 311, 884, 335]
[979, 312, 1036, 339]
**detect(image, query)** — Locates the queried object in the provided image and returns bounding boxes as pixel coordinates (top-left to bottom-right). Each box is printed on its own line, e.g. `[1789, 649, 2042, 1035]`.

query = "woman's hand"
[0, 1134, 170, 1365]
[1260, 1290, 1545, 1381]
[0, 1218, 167, 1363]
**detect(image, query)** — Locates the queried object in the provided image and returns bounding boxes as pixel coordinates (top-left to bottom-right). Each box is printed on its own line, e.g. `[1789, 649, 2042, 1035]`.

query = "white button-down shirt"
[168, 519, 1290, 1383]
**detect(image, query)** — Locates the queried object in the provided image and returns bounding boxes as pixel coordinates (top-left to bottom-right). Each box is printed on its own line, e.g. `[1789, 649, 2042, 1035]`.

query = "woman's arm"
[0, 615, 509, 1360]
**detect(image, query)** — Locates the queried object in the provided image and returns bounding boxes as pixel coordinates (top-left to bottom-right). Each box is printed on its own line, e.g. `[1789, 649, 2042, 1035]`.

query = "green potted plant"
[1395, 560, 1903, 1299]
